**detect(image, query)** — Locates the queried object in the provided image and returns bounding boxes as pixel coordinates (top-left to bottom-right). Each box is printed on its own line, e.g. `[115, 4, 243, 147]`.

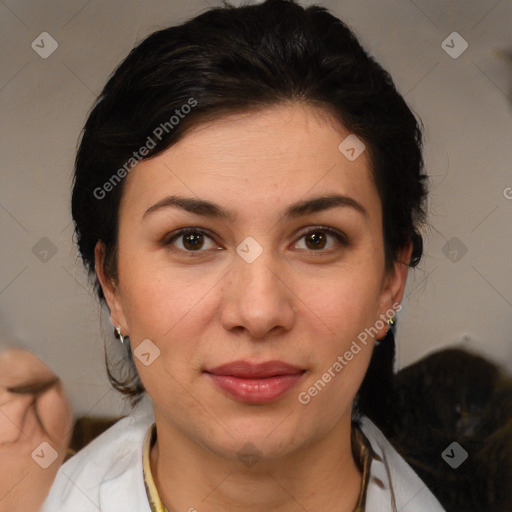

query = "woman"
[41, 0, 445, 510]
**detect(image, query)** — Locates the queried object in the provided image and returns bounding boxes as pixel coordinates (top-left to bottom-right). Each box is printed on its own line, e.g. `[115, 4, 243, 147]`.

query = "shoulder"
[359, 416, 446, 512]
[40, 410, 155, 512]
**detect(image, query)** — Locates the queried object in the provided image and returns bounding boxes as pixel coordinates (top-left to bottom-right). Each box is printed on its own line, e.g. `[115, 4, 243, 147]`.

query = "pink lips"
[205, 360, 306, 404]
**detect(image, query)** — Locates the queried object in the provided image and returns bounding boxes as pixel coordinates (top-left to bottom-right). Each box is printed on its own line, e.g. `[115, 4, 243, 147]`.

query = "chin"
[206, 414, 309, 460]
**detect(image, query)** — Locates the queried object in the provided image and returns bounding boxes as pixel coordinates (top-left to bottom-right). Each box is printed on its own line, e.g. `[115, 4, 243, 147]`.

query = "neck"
[149, 412, 362, 512]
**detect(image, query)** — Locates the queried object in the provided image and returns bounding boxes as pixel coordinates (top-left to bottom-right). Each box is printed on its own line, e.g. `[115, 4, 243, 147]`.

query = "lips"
[205, 360, 305, 378]
[204, 360, 306, 404]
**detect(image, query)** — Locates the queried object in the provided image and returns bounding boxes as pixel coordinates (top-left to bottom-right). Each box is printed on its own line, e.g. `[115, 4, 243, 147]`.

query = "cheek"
[299, 278, 378, 410]
[117, 254, 223, 387]
[118, 245, 210, 338]
[304, 264, 383, 341]
[296, 260, 382, 398]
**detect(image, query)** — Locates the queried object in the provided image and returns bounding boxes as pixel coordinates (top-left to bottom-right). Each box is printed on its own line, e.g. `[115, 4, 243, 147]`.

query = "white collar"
[359, 416, 446, 511]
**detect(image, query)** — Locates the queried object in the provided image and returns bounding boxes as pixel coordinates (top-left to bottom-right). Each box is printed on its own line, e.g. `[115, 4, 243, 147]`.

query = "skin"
[96, 103, 412, 512]
[0, 348, 73, 512]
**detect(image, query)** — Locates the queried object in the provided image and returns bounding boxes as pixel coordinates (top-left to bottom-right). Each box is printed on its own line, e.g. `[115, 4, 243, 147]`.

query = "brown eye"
[304, 231, 327, 250]
[294, 227, 348, 252]
[165, 228, 217, 253]
[182, 232, 205, 250]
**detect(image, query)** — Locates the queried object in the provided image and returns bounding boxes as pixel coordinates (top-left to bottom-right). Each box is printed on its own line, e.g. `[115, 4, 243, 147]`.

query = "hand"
[0, 348, 73, 512]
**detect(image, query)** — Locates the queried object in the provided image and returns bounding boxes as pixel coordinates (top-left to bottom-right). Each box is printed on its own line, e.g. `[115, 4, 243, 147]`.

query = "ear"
[94, 241, 128, 334]
[376, 241, 413, 338]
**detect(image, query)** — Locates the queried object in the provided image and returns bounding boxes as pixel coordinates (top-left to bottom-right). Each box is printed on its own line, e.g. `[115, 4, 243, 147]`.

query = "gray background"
[1, 0, 511, 417]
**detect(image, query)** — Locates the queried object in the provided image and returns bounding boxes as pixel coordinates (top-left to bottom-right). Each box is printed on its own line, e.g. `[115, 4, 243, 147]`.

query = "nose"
[220, 245, 295, 340]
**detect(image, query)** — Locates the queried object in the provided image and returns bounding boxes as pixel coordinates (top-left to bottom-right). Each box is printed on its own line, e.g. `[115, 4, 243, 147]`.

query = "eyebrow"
[142, 193, 368, 221]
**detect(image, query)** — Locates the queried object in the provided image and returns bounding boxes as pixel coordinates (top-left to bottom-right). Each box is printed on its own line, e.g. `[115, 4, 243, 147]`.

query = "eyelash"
[163, 226, 349, 256]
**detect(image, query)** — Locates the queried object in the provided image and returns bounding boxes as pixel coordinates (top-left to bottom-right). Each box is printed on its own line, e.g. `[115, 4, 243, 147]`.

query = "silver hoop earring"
[114, 326, 129, 349]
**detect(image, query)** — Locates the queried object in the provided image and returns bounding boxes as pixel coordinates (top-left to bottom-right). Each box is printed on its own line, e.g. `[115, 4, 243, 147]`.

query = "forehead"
[120, 103, 381, 223]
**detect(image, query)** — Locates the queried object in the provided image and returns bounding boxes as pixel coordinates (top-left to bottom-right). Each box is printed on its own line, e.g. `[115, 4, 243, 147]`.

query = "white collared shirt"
[41, 410, 445, 512]
[358, 416, 445, 511]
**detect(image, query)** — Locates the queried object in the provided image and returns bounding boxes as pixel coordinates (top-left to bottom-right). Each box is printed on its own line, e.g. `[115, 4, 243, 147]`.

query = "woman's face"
[96, 103, 411, 463]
